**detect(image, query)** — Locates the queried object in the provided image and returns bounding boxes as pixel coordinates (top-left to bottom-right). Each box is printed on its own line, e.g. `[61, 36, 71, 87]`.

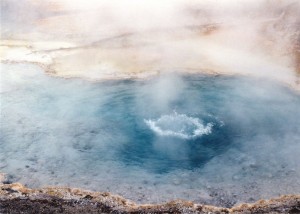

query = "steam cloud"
[1, 0, 299, 86]
[1, 0, 300, 207]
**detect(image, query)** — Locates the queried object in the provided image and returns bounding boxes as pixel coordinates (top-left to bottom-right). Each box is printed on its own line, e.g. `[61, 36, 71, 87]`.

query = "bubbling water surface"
[1, 63, 300, 207]
[144, 111, 213, 139]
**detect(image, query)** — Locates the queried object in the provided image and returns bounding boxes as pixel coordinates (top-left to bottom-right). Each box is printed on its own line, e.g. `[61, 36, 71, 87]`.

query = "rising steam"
[1, 0, 299, 88]
[1, 1, 300, 205]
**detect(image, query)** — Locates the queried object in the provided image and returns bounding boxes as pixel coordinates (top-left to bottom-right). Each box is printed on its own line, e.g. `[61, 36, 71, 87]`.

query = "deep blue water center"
[1, 64, 300, 205]
[60, 74, 297, 173]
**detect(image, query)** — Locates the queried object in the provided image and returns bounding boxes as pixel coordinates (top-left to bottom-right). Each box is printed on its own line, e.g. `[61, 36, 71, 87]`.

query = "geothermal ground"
[1, 0, 300, 213]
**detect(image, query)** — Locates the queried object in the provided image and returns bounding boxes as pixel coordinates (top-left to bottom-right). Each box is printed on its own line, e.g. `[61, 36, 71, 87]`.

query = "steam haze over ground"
[1, 0, 300, 86]
[1, 0, 300, 208]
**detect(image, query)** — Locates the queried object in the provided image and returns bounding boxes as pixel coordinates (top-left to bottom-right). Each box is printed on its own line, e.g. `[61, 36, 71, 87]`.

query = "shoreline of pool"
[0, 181, 299, 214]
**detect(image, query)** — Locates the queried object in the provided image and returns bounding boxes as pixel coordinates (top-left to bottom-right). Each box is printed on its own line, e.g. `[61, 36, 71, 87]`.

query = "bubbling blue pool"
[144, 111, 213, 139]
[1, 64, 300, 206]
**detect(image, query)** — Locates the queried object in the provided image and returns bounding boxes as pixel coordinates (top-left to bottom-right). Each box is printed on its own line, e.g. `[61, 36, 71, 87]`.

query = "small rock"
[0, 162, 8, 169]
[198, 191, 212, 201]
[153, 181, 159, 186]
[83, 195, 93, 200]
[0, 173, 7, 183]
[266, 173, 273, 178]
[172, 179, 181, 185]
[249, 163, 258, 169]
[248, 197, 256, 202]
[0, 173, 13, 184]
[232, 174, 241, 180]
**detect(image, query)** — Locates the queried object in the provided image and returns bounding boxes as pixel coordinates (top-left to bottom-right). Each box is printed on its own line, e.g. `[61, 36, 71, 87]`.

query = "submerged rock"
[0, 183, 299, 214]
[0, 174, 6, 184]
[0, 173, 11, 185]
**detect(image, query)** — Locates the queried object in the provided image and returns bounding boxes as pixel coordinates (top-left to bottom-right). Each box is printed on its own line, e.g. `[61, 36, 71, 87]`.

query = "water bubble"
[144, 111, 213, 140]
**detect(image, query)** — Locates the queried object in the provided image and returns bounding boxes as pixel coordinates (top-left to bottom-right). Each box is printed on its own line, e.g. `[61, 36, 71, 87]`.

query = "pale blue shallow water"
[1, 63, 300, 206]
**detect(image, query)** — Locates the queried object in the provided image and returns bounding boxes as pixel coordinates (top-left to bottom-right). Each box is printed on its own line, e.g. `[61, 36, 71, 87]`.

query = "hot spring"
[1, 63, 300, 207]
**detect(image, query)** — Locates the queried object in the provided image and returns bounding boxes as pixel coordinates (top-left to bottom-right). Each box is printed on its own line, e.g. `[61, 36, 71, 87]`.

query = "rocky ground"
[0, 174, 299, 214]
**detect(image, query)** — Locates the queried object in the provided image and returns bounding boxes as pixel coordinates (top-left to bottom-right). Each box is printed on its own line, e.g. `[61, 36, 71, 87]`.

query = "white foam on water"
[144, 111, 213, 139]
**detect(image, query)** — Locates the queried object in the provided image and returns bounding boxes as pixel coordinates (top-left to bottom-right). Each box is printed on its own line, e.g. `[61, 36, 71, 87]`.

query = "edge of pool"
[0, 181, 299, 214]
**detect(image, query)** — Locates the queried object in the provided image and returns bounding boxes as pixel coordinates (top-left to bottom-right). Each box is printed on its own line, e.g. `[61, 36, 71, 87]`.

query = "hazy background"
[1, 0, 299, 85]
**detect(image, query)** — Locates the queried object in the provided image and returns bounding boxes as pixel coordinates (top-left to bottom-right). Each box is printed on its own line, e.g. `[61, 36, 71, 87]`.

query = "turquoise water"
[1, 64, 300, 206]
